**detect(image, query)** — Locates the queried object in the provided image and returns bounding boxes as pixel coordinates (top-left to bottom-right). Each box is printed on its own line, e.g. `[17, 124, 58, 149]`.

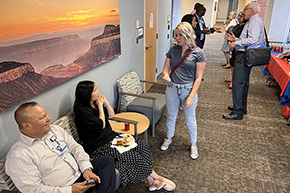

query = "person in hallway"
[160, 22, 206, 159]
[225, 12, 248, 89]
[5, 102, 116, 193]
[221, 11, 238, 69]
[73, 81, 176, 191]
[179, 14, 198, 111]
[181, 14, 197, 29]
[223, 2, 265, 120]
[193, 3, 221, 48]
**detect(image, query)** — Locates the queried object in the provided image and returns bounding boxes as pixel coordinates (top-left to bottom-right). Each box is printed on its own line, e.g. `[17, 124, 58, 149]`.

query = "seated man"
[5, 102, 116, 193]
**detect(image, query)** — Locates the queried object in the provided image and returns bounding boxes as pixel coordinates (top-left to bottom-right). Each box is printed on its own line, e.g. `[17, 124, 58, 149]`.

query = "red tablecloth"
[264, 54, 290, 116]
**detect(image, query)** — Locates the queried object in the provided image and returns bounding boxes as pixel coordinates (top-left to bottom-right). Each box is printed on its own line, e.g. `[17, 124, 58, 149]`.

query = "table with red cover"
[264, 54, 290, 116]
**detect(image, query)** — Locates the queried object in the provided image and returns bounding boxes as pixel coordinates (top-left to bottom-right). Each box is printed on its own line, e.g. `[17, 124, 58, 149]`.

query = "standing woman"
[226, 12, 248, 89]
[74, 81, 176, 191]
[179, 14, 198, 111]
[221, 11, 238, 69]
[160, 22, 206, 159]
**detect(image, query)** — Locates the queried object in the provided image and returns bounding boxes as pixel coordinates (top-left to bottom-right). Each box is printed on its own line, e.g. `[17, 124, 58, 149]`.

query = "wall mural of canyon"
[0, 0, 121, 113]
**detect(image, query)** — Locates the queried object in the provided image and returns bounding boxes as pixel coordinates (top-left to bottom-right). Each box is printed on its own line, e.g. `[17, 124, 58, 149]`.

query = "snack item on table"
[116, 140, 126, 146]
[116, 135, 132, 146]
[123, 136, 132, 143]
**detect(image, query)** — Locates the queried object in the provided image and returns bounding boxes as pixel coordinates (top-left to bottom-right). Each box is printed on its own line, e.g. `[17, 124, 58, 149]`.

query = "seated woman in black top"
[74, 80, 176, 191]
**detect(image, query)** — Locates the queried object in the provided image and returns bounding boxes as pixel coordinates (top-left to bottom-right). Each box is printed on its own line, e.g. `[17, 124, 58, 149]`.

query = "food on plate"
[116, 135, 132, 146]
[123, 136, 132, 143]
[116, 140, 126, 146]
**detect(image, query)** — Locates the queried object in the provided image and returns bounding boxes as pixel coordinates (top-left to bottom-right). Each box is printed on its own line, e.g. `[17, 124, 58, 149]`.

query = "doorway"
[145, 0, 158, 91]
[216, 0, 239, 22]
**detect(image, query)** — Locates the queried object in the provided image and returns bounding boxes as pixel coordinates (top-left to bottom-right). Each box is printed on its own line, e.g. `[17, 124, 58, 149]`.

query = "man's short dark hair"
[194, 3, 202, 10]
[14, 102, 38, 129]
[195, 3, 206, 12]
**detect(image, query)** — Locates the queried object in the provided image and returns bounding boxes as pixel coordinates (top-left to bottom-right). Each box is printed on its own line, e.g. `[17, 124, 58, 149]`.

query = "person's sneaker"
[160, 139, 172, 151]
[190, 144, 199, 159]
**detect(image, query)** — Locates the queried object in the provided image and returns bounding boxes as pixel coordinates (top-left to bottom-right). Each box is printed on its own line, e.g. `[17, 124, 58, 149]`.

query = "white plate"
[122, 134, 134, 146]
[113, 134, 135, 147]
[111, 134, 137, 154]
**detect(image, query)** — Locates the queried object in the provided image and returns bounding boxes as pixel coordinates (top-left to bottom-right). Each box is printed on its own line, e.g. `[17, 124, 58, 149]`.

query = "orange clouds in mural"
[0, 0, 121, 112]
[0, 0, 119, 43]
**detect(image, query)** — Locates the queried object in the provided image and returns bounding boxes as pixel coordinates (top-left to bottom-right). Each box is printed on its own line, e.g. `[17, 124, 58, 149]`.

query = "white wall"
[0, 0, 147, 159]
[268, 0, 290, 42]
[216, 0, 229, 22]
[237, 0, 251, 13]
[264, 0, 274, 32]
[171, 0, 181, 36]
[286, 14, 290, 43]
[156, 0, 172, 76]
[212, 0, 219, 25]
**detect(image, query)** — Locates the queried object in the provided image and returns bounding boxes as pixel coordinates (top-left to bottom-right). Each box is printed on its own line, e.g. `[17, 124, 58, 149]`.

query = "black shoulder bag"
[245, 27, 271, 67]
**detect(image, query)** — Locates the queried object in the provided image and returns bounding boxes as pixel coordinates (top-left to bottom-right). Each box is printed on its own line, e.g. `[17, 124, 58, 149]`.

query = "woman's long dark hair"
[74, 80, 95, 111]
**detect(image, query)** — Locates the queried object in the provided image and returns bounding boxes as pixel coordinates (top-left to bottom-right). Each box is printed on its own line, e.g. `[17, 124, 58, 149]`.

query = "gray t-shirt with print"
[166, 45, 206, 84]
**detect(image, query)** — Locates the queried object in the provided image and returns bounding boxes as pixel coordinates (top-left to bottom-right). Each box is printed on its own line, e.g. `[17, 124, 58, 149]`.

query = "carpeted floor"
[116, 32, 290, 193]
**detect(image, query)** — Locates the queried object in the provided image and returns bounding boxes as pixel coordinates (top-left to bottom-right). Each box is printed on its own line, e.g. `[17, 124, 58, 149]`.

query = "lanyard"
[50, 135, 67, 152]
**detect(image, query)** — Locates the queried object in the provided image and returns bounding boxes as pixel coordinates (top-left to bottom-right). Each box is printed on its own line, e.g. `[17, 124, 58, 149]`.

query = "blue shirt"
[166, 45, 206, 84]
[235, 14, 264, 51]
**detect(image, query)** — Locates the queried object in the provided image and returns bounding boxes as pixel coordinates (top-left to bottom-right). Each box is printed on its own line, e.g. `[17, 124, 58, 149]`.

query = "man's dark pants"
[77, 156, 116, 193]
[232, 51, 252, 116]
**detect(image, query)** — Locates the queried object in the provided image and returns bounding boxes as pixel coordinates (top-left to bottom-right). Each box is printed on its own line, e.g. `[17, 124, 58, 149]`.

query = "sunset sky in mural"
[0, 0, 119, 43]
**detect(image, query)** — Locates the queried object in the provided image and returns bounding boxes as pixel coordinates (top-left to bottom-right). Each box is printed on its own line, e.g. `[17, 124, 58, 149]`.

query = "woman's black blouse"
[232, 23, 245, 38]
[74, 106, 118, 154]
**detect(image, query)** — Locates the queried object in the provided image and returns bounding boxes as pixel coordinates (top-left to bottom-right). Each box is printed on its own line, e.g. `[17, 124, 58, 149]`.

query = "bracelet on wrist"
[104, 103, 110, 108]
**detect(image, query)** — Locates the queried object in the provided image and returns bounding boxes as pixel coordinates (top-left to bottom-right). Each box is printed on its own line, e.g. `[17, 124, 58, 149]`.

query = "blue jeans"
[166, 82, 198, 144]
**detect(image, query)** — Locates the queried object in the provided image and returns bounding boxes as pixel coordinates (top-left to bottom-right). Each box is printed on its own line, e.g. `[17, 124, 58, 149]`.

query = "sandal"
[158, 177, 176, 191]
[149, 179, 166, 191]
[223, 64, 231, 69]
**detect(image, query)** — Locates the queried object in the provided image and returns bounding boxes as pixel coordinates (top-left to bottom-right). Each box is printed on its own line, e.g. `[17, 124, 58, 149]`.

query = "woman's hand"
[95, 96, 104, 107]
[100, 94, 109, 107]
[99, 94, 115, 118]
[184, 97, 194, 108]
[162, 57, 171, 82]
[163, 75, 171, 83]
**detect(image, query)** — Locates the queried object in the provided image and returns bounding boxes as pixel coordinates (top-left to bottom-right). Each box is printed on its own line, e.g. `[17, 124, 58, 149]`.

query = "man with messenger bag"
[222, 2, 269, 120]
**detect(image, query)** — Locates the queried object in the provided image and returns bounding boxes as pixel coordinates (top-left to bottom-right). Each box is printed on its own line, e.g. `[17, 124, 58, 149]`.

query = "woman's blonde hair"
[174, 22, 196, 48]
